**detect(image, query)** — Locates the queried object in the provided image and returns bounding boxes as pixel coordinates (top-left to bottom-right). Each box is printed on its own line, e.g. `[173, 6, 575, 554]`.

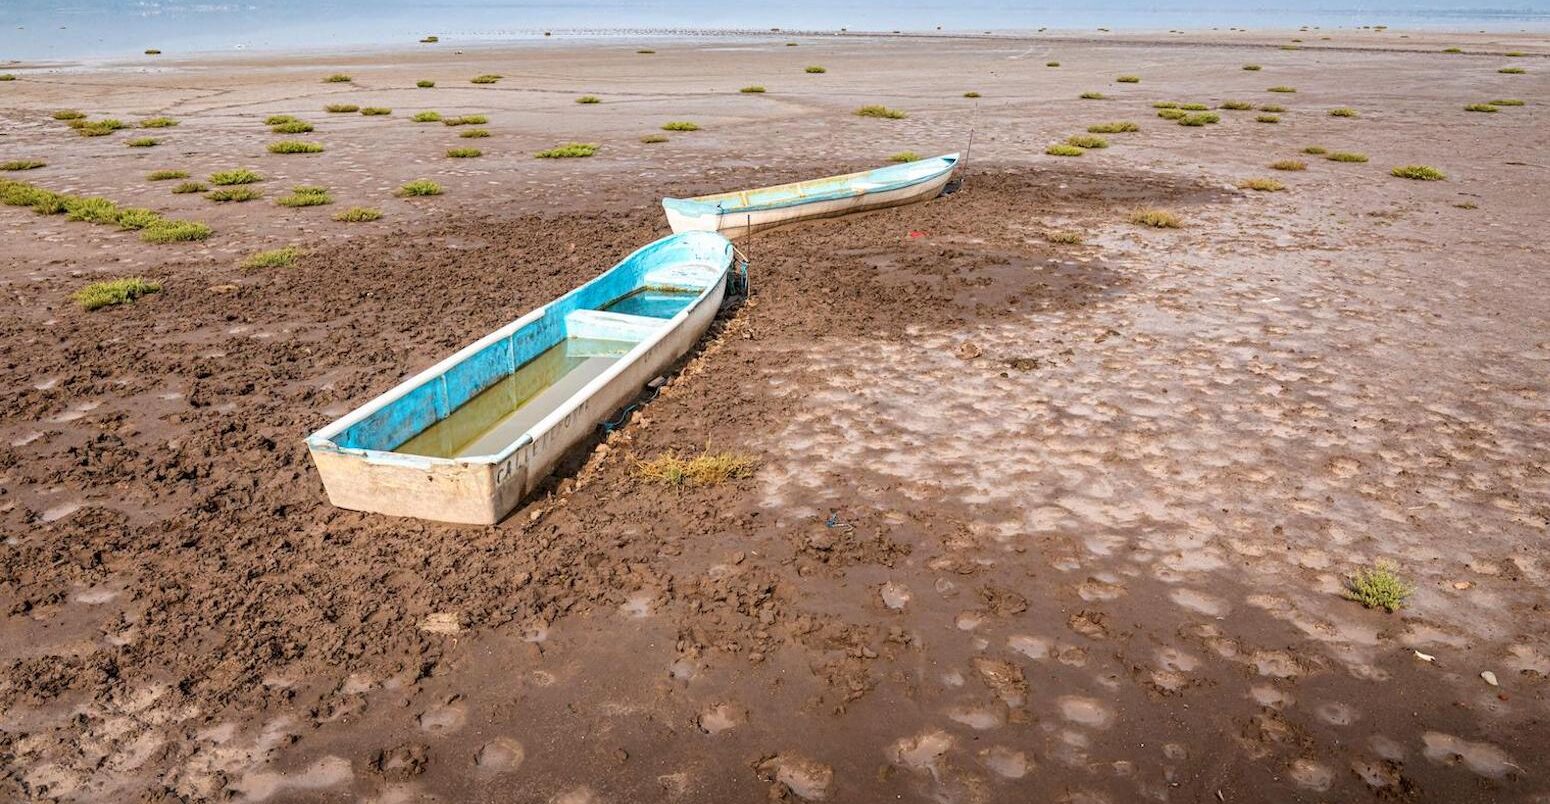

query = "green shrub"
[443, 114, 487, 126]
[888, 151, 921, 162]
[74, 277, 160, 310]
[1239, 177, 1285, 192]
[1488, 98, 1525, 106]
[145, 49, 161, 55]
[640, 134, 668, 144]
[1178, 112, 1220, 126]
[1115, 74, 1140, 83]
[417, 80, 435, 88]
[1328, 107, 1358, 117]
[805, 66, 826, 73]
[114, 207, 161, 229]
[1045, 230, 1083, 244]
[962, 91, 980, 97]
[1220, 100, 1253, 110]
[398, 179, 442, 195]
[1498, 67, 1526, 74]
[1326, 151, 1368, 163]
[470, 74, 501, 84]
[1391, 164, 1446, 181]
[740, 86, 766, 94]
[209, 168, 262, 185]
[1267, 85, 1297, 93]
[1157, 108, 1187, 120]
[1270, 159, 1306, 171]
[0, 74, 15, 81]
[241, 246, 299, 269]
[1066, 134, 1108, 149]
[1442, 47, 1462, 53]
[1046, 143, 1084, 156]
[147, 169, 187, 181]
[272, 120, 315, 133]
[324, 74, 352, 83]
[420, 36, 439, 43]
[141, 220, 211, 242]
[638, 49, 656, 54]
[1260, 104, 1286, 113]
[1178, 103, 1209, 111]
[460, 129, 491, 138]
[411, 111, 442, 122]
[534, 142, 598, 158]
[359, 107, 392, 116]
[1131, 208, 1181, 228]
[1302, 145, 1327, 155]
[1343, 561, 1412, 612]
[265, 114, 300, 125]
[576, 95, 601, 104]
[208, 187, 262, 202]
[77, 119, 126, 137]
[1087, 121, 1139, 133]
[1464, 103, 1498, 113]
[1, 160, 45, 171]
[333, 206, 381, 222]
[276, 186, 333, 206]
[1152, 101, 1179, 109]
[1256, 114, 1280, 123]
[140, 116, 178, 128]
[325, 104, 359, 113]
[64, 197, 121, 224]
[52, 110, 86, 120]
[1242, 64, 1262, 71]
[855, 105, 906, 119]
[1079, 91, 1107, 100]
[446, 147, 482, 158]
[127, 137, 159, 147]
[171, 181, 207, 194]
[661, 121, 700, 131]
[1046, 61, 1060, 67]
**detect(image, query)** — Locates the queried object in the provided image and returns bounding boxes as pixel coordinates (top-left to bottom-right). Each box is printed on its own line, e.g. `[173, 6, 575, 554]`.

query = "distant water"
[3, 1, 1547, 61]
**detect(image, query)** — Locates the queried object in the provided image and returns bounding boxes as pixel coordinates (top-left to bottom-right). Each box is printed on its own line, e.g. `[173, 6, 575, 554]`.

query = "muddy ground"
[3, 32, 1549, 804]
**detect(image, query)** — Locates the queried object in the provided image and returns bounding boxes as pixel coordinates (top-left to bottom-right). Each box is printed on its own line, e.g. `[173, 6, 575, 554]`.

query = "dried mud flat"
[3, 33, 1550, 804]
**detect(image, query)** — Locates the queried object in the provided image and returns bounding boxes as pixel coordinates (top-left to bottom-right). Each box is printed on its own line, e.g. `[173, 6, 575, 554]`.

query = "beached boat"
[305, 231, 737, 524]
[662, 152, 959, 237]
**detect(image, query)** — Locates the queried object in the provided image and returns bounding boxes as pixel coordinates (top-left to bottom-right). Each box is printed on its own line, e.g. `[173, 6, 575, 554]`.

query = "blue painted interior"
[604, 288, 699, 319]
[664, 152, 958, 216]
[332, 231, 732, 453]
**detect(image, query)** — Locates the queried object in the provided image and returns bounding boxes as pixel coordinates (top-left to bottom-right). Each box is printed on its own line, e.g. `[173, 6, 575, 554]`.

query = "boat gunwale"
[664, 152, 958, 217]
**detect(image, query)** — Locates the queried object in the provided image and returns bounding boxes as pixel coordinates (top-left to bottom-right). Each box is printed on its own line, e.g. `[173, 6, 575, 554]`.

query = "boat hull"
[305, 232, 734, 525]
[663, 153, 958, 237]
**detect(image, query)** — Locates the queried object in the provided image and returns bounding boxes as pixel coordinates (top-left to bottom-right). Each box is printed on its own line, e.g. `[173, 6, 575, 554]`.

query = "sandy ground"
[2, 29, 1549, 804]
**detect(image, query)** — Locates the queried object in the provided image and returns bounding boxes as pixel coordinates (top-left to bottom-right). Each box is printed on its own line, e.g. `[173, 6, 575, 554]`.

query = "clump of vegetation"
[1178, 103, 1209, 111]
[1239, 177, 1285, 191]
[888, 151, 921, 162]
[1488, 98, 1525, 106]
[411, 111, 442, 122]
[417, 80, 435, 88]
[805, 65, 826, 74]
[576, 94, 601, 104]
[1454, 201, 1478, 210]
[1115, 74, 1140, 83]
[1505, 51, 1525, 57]
[127, 137, 159, 147]
[65, 196, 122, 224]
[856, 104, 906, 119]
[1046, 61, 1060, 67]
[359, 107, 392, 116]
[420, 35, 439, 43]
[1242, 64, 1262, 71]
[1046, 143, 1084, 156]
[1463, 103, 1498, 113]
[74, 277, 160, 310]
[1442, 47, 1462, 53]
[1, 160, 45, 171]
[1219, 100, 1253, 110]
[1326, 151, 1369, 163]
[1153, 101, 1179, 109]
[1178, 112, 1220, 126]
[741, 85, 766, 94]
[1130, 208, 1181, 228]
[1280, 44, 1300, 51]
[113, 207, 162, 230]
[398, 179, 443, 195]
[1045, 230, 1083, 244]
[460, 129, 491, 138]
[334, 206, 382, 222]
[1343, 561, 1412, 612]
[1066, 134, 1108, 149]
[963, 91, 980, 98]
[140, 116, 178, 128]
[76, 119, 127, 137]
[1270, 159, 1306, 171]
[0, 74, 15, 81]
[1079, 91, 1107, 100]
[145, 49, 162, 55]
[635, 448, 757, 487]
[324, 74, 352, 83]
[661, 121, 700, 131]
[242, 246, 299, 269]
[170, 181, 207, 194]
[1267, 85, 1297, 93]
[1260, 104, 1286, 113]
[273, 121, 315, 134]
[209, 168, 262, 185]
[442, 114, 487, 126]
[265, 115, 300, 125]
[637, 48, 657, 54]
[470, 74, 501, 84]
[1157, 108, 1187, 120]
[1391, 164, 1446, 181]
[1328, 107, 1358, 117]
[1497, 67, 1525, 74]
[446, 147, 482, 158]
[1303, 145, 1328, 155]
[140, 220, 211, 242]
[268, 140, 324, 154]
[1087, 121, 1139, 133]
[53, 110, 86, 120]
[276, 185, 332, 205]
[534, 142, 598, 158]
[1256, 114, 1280, 123]
[640, 134, 668, 144]
[325, 103, 359, 113]
[208, 186, 263, 202]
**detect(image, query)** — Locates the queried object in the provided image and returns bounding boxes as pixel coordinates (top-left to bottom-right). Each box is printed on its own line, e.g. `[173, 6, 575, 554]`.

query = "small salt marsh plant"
[334, 206, 381, 222]
[1260, 104, 1286, 113]
[1302, 145, 1328, 155]
[1498, 67, 1526, 74]
[1242, 64, 1262, 70]
[635, 448, 756, 487]
[398, 179, 442, 195]
[1152, 101, 1179, 109]
[241, 246, 299, 269]
[1391, 164, 1446, 181]
[417, 80, 435, 88]
[74, 277, 160, 310]
[1442, 47, 1462, 53]
[1326, 151, 1368, 163]
[1343, 561, 1412, 612]
[53, 110, 86, 120]
[1079, 91, 1107, 100]
[1239, 177, 1285, 191]
[446, 147, 482, 158]
[1220, 100, 1253, 110]
[1046, 61, 1060, 67]
[1157, 108, 1187, 120]
[1464, 103, 1498, 113]
[140, 220, 211, 242]
[741, 85, 767, 94]
[411, 111, 443, 122]
[420, 36, 439, 43]
[1, 160, 46, 171]
[534, 142, 598, 158]
[0, 74, 15, 81]
[1178, 112, 1219, 126]
[171, 181, 207, 194]
[1267, 85, 1297, 93]
[640, 134, 668, 144]
[1116, 74, 1140, 83]
[1505, 51, 1525, 57]
[805, 65, 826, 73]
[661, 121, 700, 131]
[1130, 208, 1181, 228]
[460, 129, 491, 138]
[209, 168, 262, 185]
[208, 186, 262, 202]
[963, 90, 980, 98]
[1270, 159, 1306, 171]
[1178, 103, 1209, 111]
[1488, 98, 1525, 106]
[127, 137, 159, 147]
[855, 105, 906, 119]
[638, 49, 656, 54]
[1066, 134, 1108, 149]
[1087, 121, 1139, 133]
[324, 73, 352, 83]
[77, 119, 127, 137]
[888, 151, 921, 162]
[443, 114, 487, 126]
[325, 103, 359, 113]
[1045, 143, 1084, 156]
[276, 185, 332, 205]
[470, 74, 502, 84]
[64, 196, 121, 224]
[113, 207, 162, 230]
[1045, 230, 1084, 244]
[1256, 114, 1280, 123]
[576, 94, 601, 103]
[140, 116, 178, 128]
[359, 107, 392, 116]
[1328, 107, 1358, 117]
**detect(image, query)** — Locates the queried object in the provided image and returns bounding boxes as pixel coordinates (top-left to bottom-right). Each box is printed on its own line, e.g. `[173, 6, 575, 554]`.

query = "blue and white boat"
[305, 231, 736, 524]
[662, 153, 959, 237]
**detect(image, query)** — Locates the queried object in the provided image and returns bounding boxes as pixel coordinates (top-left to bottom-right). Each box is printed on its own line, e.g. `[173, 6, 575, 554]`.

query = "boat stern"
[661, 197, 722, 234]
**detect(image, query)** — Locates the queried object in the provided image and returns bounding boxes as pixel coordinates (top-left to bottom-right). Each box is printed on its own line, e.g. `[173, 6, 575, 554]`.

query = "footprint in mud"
[946, 704, 1005, 730]
[619, 591, 656, 618]
[418, 701, 467, 735]
[71, 585, 120, 605]
[1170, 587, 1230, 617]
[697, 703, 744, 734]
[888, 729, 954, 775]
[1288, 758, 1334, 791]
[550, 786, 598, 804]
[1421, 732, 1519, 779]
[979, 746, 1029, 779]
[475, 737, 525, 772]
[232, 755, 352, 802]
[955, 610, 985, 631]
[1058, 696, 1114, 729]
[1316, 702, 1359, 726]
[1077, 576, 1126, 602]
[756, 754, 834, 801]
[1249, 684, 1294, 709]
[1007, 634, 1050, 660]
[880, 582, 911, 611]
